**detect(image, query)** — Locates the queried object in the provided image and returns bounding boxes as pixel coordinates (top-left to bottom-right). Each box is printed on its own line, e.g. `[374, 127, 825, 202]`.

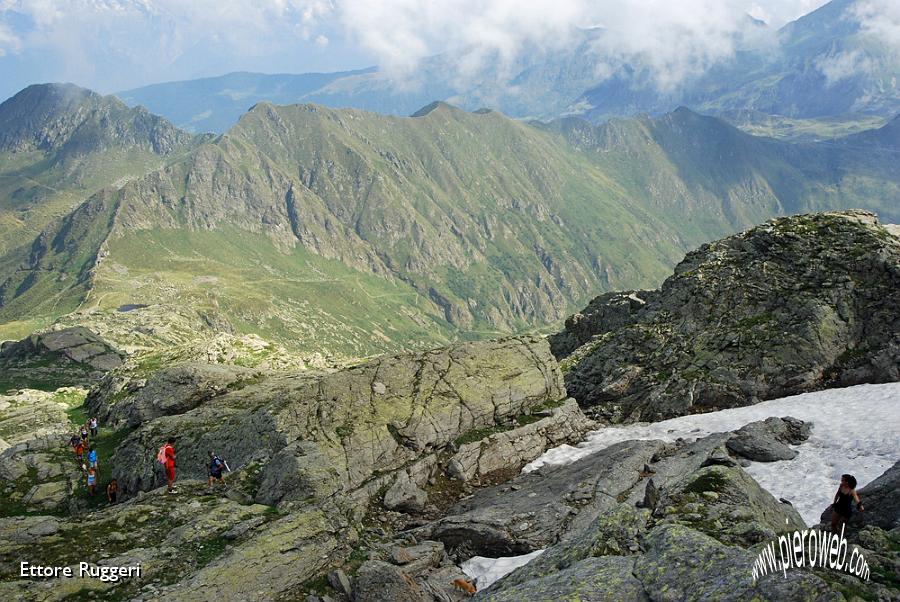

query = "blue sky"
[0, 0, 836, 101]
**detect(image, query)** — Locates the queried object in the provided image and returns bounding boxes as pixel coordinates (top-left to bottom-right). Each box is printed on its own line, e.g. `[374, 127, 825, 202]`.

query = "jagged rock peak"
[0, 82, 192, 155]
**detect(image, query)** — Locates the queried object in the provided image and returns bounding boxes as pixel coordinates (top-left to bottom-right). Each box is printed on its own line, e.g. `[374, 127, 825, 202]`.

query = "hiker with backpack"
[207, 451, 227, 488]
[157, 437, 177, 494]
[89, 416, 99, 438]
[87, 445, 98, 470]
[74, 440, 85, 466]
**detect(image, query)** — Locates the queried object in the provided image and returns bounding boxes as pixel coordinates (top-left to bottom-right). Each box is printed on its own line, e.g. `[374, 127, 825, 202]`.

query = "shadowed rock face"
[556, 211, 900, 422]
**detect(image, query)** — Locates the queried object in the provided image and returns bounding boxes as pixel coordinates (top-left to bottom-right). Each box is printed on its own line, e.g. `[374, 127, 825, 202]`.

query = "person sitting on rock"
[86, 467, 97, 496]
[831, 473, 864, 532]
[107, 479, 118, 504]
[207, 451, 226, 488]
[87, 445, 97, 470]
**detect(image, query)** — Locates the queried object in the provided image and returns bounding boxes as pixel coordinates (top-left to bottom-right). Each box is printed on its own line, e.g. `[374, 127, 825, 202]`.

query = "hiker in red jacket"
[163, 437, 177, 494]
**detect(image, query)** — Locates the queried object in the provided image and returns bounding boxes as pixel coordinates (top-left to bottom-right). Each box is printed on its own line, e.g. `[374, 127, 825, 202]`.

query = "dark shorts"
[210, 471, 223, 480]
[109, 492, 117, 503]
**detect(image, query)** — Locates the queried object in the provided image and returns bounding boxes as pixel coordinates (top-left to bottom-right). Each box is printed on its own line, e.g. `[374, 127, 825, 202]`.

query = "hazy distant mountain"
[118, 69, 376, 134]
[577, 0, 900, 121]
[1, 86, 898, 358]
[115, 0, 898, 134]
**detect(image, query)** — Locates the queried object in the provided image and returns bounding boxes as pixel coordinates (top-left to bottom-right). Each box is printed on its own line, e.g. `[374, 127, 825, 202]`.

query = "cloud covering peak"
[0, 0, 837, 99]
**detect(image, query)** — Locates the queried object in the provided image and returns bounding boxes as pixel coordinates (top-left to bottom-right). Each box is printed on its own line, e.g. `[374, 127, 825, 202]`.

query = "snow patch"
[524, 382, 900, 525]
[460, 549, 544, 589]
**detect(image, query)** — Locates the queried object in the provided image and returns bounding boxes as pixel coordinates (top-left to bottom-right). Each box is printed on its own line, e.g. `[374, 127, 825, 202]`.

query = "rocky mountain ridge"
[3, 86, 900, 362]
[0, 83, 195, 156]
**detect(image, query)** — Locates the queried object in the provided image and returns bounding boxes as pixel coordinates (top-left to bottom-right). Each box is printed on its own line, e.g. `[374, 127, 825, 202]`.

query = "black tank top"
[834, 489, 853, 516]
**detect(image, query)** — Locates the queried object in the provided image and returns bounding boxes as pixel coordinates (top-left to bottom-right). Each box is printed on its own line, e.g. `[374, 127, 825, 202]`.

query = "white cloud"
[0, 0, 844, 95]
[332, 0, 789, 92]
[0, 21, 21, 56]
[813, 0, 900, 86]
[852, 0, 900, 54]
[815, 48, 874, 85]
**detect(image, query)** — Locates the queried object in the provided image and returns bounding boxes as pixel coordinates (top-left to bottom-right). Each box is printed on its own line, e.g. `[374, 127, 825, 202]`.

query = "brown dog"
[453, 578, 477, 595]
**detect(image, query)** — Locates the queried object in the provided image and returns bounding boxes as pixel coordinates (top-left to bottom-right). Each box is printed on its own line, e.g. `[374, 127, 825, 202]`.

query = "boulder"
[384, 472, 428, 513]
[632, 524, 840, 602]
[426, 439, 666, 556]
[725, 416, 811, 462]
[475, 556, 648, 601]
[148, 508, 342, 602]
[353, 560, 428, 602]
[22, 481, 68, 510]
[446, 398, 594, 482]
[87, 363, 257, 428]
[548, 290, 655, 358]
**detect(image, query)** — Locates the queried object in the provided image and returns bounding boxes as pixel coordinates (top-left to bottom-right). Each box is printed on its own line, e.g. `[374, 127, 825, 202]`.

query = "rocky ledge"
[0, 327, 123, 392]
[554, 211, 900, 422]
[0, 335, 594, 601]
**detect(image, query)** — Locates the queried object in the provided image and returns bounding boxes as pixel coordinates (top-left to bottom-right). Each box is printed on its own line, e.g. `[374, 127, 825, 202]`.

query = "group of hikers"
[155, 438, 229, 494]
[67, 416, 117, 502]
[68, 423, 228, 500]
[67, 419, 863, 533]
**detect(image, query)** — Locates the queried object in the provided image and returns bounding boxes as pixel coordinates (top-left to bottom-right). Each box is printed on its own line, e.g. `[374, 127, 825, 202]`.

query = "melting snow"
[461, 549, 544, 589]
[460, 383, 899, 589]
[525, 382, 900, 525]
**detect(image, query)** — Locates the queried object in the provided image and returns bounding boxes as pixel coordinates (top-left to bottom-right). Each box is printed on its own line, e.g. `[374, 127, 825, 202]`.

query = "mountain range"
[116, 0, 899, 135]
[1, 83, 898, 364]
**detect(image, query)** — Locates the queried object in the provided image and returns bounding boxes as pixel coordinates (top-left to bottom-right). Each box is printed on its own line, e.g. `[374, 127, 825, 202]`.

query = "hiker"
[830, 473, 864, 533]
[158, 437, 177, 494]
[80, 424, 89, 443]
[107, 479, 118, 504]
[89, 416, 99, 438]
[74, 440, 85, 465]
[69, 433, 81, 450]
[207, 451, 226, 488]
[87, 445, 98, 470]
[86, 467, 97, 496]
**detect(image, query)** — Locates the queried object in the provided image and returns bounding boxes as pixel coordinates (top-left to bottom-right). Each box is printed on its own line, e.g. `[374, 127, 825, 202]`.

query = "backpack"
[210, 456, 223, 472]
[156, 445, 168, 465]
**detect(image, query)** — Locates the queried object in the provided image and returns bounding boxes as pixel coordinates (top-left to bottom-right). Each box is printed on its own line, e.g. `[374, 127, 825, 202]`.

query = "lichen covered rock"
[558, 211, 900, 422]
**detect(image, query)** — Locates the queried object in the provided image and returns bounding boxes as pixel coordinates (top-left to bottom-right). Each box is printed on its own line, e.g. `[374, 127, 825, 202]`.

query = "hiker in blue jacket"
[207, 451, 227, 488]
